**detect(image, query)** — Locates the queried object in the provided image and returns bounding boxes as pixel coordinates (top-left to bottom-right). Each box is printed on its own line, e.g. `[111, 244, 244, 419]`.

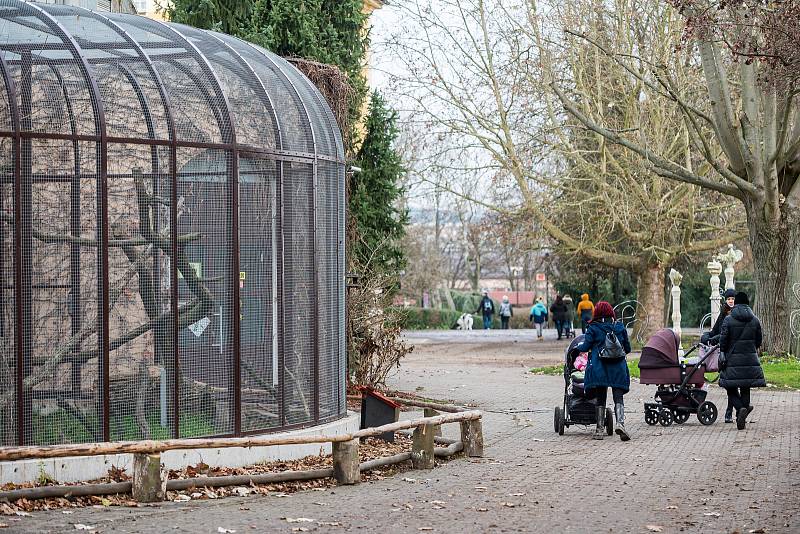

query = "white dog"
[456, 313, 474, 330]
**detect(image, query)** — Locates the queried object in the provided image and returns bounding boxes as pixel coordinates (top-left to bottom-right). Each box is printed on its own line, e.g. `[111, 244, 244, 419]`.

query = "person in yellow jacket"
[576, 293, 595, 334]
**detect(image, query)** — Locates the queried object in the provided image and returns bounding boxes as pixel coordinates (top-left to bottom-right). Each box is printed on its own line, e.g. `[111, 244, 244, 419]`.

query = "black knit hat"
[723, 288, 737, 299]
[734, 292, 750, 305]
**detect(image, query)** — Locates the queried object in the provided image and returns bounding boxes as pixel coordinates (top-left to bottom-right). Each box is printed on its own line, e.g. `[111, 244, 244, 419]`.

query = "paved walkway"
[9, 337, 800, 533]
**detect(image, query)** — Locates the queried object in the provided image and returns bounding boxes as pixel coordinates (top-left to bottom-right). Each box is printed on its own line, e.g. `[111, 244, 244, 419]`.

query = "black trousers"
[501, 316, 510, 329]
[554, 320, 564, 338]
[594, 387, 625, 407]
[725, 386, 751, 411]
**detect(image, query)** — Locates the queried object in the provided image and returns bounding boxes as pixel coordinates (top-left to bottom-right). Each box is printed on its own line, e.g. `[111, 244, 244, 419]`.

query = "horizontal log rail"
[0, 411, 483, 503]
[0, 441, 467, 503]
[0, 410, 481, 462]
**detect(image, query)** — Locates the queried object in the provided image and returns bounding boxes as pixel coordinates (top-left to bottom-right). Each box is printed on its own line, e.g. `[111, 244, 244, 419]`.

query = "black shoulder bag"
[599, 332, 627, 361]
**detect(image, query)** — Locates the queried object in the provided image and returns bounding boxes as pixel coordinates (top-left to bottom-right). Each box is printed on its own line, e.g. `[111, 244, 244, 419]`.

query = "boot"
[724, 405, 733, 423]
[593, 407, 605, 440]
[736, 407, 747, 430]
[614, 403, 630, 441]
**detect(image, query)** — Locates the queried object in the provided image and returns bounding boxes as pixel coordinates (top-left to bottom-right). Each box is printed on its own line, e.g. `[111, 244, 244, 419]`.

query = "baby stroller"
[553, 335, 613, 436]
[638, 329, 720, 427]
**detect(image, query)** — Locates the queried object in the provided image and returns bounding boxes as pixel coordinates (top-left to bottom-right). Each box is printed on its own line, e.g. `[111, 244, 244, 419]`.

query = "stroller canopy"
[565, 334, 586, 364]
[639, 328, 680, 369]
[563, 334, 586, 382]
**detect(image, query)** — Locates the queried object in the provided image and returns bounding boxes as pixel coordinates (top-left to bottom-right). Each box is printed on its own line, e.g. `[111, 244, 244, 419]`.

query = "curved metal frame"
[0, 0, 346, 445]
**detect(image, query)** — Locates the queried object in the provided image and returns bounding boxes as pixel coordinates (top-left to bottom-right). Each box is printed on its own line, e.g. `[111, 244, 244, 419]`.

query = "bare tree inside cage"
[0, 0, 346, 446]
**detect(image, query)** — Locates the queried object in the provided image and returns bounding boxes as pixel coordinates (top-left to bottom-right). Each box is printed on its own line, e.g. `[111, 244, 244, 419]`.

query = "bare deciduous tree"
[381, 0, 740, 338]
[552, 0, 800, 353]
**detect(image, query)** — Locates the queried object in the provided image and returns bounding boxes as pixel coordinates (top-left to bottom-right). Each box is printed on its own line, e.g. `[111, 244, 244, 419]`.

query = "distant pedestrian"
[529, 297, 548, 340]
[576, 293, 595, 333]
[719, 292, 765, 430]
[550, 295, 568, 340]
[563, 294, 575, 337]
[499, 295, 513, 330]
[476, 290, 495, 330]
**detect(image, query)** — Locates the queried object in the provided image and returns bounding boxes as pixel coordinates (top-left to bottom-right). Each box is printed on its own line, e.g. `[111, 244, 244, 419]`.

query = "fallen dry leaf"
[73, 525, 95, 531]
[703, 512, 721, 518]
[284, 518, 315, 523]
[500, 502, 517, 508]
[477, 508, 488, 512]
[645, 526, 663, 532]
[217, 528, 236, 534]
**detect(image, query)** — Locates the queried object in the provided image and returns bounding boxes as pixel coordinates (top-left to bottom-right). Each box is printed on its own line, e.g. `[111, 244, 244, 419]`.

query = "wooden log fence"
[0, 410, 483, 503]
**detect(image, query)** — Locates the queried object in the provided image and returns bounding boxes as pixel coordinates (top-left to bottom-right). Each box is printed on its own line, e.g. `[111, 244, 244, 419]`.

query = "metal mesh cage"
[0, 0, 347, 446]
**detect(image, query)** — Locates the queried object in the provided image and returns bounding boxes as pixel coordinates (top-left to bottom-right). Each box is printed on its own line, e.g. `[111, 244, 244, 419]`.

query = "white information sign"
[188, 317, 210, 337]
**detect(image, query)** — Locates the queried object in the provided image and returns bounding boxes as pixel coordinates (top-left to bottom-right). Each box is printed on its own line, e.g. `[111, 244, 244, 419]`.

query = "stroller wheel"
[659, 409, 673, 427]
[644, 407, 658, 426]
[673, 410, 690, 424]
[697, 401, 718, 426]
[554, 406, 565, 435]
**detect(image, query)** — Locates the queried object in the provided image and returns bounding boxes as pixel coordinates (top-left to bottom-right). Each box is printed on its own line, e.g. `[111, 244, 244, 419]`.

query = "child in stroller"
[638, 329, 720, 426]
[554, 335, 613, 435]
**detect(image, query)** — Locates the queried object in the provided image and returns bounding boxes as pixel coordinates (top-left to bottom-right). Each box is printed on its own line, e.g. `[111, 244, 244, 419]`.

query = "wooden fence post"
[423, 408, 442, 437]
[411, 423, 435, 469]
[132, 453, 166, 502]
[332, 439, 360, 485]
[460, 419, 484, 457]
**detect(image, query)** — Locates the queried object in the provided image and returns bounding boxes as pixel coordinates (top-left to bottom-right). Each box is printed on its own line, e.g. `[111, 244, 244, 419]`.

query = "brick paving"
[8, 340, 800, 534]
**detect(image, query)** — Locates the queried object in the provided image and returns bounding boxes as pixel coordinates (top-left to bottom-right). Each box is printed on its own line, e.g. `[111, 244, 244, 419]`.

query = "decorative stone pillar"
[669, 269, 683, 344]
[707, 258, 722, 327]
[718, 244, 744, 290]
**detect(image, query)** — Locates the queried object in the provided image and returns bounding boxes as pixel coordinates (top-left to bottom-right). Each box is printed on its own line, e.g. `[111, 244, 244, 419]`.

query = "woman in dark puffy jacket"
[719, 292, 766, 430]
[576, 301, 631, 441]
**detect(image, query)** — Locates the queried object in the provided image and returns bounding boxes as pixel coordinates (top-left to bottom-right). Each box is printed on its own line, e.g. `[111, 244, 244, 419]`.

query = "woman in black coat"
[701, 288, 737, 422]
[719, 292, 766, 430]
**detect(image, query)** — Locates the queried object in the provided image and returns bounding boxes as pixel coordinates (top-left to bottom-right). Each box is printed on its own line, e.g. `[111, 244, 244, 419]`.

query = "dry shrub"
[347, 267, 412, 390]
[288, 57, 354, 149]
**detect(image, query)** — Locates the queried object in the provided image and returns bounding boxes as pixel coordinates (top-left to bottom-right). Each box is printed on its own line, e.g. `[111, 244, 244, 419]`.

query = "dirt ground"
[402, 328, 577, 368]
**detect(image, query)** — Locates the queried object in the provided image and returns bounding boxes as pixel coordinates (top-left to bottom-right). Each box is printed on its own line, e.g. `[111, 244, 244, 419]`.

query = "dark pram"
[638, 329, 720, 426]
[553, 335, 612, 435]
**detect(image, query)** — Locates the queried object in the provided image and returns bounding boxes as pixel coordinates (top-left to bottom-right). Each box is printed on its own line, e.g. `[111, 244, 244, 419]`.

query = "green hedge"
[399, 306, 539, 330]
[398, 307, 463, 329]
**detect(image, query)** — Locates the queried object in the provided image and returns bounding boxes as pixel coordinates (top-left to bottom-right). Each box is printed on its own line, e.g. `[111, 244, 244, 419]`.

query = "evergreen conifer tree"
[352, 92, 408, 274]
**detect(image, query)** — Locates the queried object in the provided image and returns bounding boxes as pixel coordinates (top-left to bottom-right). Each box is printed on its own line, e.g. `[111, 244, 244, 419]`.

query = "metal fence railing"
[0, 0, 346, 446]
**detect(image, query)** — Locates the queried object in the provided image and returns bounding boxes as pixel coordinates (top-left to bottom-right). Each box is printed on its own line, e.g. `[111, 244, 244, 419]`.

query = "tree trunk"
[747, 205, 800, 355]
[633, 263, 665, 344]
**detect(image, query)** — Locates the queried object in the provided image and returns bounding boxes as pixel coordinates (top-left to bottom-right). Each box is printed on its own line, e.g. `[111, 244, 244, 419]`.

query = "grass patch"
[530, 364, 564, 376]
[30, 410, 216, 446]
[760, 355, 800, 389]
[532, 354, 798, 389]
